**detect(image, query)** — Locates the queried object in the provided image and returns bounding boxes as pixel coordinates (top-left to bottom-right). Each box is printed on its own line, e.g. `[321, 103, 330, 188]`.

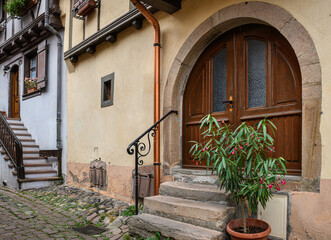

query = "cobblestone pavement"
[0, 186, 132, 240]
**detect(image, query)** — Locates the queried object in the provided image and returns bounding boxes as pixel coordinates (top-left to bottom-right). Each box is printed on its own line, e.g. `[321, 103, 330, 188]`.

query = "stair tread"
[15, 133, 31, 136]
[13, 170, 57, 175]
[22, 145, 39, 148]
[128, 213, 224, 240]
[12, 127, 27, 130]
[159, 181, 228, 202]
[19, 139, 35, 142]
[5, 117, 21, 121]
[146, 195, 231, 211]
[8, 122, 24, 126]
[24, 163, 52, 167]
[17, 177, 62, 183]
[23, 151, 40, 153]
[5, 156, 46, 160]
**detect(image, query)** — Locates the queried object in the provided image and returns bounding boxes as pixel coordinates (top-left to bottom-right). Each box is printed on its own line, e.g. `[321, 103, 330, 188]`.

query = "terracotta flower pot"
[227, 218, 271, 240]
[27, 87, 37, 94]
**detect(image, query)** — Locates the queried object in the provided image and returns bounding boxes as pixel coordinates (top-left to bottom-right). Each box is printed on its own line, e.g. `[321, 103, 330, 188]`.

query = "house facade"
[63, 0, 330, 239]
[0, 0, 67, 189]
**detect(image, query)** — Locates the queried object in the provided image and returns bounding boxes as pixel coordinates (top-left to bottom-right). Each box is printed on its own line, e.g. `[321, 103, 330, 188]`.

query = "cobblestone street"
[0, 186, 131, 240]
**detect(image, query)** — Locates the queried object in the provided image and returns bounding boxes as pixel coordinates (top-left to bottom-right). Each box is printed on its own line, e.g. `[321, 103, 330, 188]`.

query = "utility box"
[132, 165, 154, 198]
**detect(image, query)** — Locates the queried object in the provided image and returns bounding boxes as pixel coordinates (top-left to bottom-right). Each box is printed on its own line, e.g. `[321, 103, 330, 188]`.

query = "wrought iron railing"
[0, 114, 24, 179]
[127, 110, 178, 214]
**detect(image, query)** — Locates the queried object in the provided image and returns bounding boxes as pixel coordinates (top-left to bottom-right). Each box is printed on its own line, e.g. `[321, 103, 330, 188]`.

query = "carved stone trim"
[162, 2, 322, 186]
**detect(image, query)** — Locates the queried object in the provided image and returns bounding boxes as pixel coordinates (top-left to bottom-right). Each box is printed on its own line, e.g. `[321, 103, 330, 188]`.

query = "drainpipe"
[130, 0, 161, 195]
[45, 0, 63, 150]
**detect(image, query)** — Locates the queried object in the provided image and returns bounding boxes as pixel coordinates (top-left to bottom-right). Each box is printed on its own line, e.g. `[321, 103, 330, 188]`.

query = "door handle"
[222, 100, 233, 104]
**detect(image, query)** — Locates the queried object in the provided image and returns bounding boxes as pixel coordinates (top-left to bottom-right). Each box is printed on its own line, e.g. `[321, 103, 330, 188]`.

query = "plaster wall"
[0, 71, 8, 113]
[65, 0, 331, 238]
[66, 0, 330, 171]
[71, 0, 129, 47]
[0, 32, 67, 177]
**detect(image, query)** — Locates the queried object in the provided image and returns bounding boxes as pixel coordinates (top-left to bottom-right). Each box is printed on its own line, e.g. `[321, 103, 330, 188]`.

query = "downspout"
[130, 0, 161, 195]
[45, 0, 63, 150]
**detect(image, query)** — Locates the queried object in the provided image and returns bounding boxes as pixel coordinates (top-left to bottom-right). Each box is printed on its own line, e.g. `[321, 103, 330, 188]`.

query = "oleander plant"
[190, 114, 287, 233]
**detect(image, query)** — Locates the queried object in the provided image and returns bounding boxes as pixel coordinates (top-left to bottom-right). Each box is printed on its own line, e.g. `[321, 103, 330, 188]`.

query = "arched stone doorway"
[162, 2, 321, 182]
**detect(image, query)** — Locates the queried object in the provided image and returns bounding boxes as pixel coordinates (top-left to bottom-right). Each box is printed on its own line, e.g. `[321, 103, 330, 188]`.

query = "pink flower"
[239, 146, 243, 149]
[273, 147, 275, 150]
[231, 151, 235, 155]
[261, 185, 263, 189]
[267, 184, 273, 189]
[196, 162, 199, 166]
[234, 147, 237, 150]
[202, 149, 205, 152]
[281, 180, 286, 185]
[245, 143, 248, 146]
[277, 186, 280, 191]
[251, 133, 254, 136]
[257, 137, 259, 140]
[222, 120, 225, 124]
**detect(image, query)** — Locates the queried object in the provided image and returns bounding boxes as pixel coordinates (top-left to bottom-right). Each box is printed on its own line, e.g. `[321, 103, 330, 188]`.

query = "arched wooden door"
[183, 24, 302, 175]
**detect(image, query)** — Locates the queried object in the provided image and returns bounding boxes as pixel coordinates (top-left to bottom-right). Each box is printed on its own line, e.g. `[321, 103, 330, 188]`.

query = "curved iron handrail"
[0, 114, 25, 179]
[127, 110, 178, 214]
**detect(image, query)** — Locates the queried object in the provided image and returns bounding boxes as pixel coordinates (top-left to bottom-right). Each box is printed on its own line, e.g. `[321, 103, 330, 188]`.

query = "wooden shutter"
[37, 40, 47, 89]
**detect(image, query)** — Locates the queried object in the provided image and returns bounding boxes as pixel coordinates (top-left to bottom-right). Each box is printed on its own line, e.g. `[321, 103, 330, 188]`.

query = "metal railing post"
[127, 110, 178, 215]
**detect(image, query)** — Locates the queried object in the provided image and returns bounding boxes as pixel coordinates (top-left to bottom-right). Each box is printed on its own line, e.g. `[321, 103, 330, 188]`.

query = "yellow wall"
[64, 0, 331, 176]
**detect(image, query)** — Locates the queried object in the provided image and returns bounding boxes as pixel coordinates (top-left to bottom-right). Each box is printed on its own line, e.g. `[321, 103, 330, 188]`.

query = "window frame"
[101, 73, 114, 108]
[23, 49, 38, 95]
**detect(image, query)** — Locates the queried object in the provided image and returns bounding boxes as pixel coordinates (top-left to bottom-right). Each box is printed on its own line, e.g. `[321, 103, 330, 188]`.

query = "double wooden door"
[183, 24, 302, 175]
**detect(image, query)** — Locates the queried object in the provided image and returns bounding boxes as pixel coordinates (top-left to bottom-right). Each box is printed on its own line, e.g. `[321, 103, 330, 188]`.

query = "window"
[23, 51, 38, 94]
[23, 40, 47, 99]
[101, 73, 114, 108]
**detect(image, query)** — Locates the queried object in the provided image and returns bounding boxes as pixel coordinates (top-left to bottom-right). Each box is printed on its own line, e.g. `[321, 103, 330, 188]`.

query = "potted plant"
[25, 77, 38, 93]
[4, 0, 38, 18]
[190, 115, 287, 240]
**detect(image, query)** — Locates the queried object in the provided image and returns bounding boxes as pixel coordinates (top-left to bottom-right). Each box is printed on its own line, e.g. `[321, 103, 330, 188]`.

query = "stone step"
[13, 170, 57, 176]
[159, 181, 229, 202]
[8, 122, 24, 126]
[171, 167, 218, 185]
[128, 213, 224, 240]
[144, 195, 235, 231]
[19, 139, 35, 143]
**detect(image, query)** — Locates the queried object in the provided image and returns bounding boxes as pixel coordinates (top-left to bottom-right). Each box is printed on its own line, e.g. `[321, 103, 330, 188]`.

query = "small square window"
[101, 73, 114, 108]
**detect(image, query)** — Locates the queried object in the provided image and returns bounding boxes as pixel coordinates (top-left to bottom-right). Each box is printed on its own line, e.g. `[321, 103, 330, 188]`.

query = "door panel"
[183, 24, 302, 174]
[12, 70, 20, 119]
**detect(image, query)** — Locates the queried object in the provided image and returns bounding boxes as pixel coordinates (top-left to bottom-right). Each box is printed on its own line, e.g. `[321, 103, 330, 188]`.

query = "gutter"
[130, 0, 161, 195]
[45, 0, 63, 150]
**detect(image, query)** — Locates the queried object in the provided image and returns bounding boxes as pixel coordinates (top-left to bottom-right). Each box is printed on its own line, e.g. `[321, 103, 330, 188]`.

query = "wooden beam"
[140, 0, 181, 14]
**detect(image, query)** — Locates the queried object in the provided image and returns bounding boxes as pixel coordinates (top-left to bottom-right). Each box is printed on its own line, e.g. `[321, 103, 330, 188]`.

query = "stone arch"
[162, 1, 321, 182]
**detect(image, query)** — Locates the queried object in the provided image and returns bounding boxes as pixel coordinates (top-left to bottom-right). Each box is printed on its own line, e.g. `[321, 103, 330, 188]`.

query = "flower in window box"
[24, 77, 38, 93]
[4, 0, 38, 18]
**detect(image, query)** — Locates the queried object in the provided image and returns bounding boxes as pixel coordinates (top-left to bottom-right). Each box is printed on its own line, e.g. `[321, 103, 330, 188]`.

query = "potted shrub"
[25, 77, 38, 93]
[4, 0, 38, 18]
[190, 115, 287, 240]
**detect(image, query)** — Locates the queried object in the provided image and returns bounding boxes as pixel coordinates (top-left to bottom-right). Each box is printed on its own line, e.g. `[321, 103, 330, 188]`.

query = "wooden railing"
[0, 114, 25, 179]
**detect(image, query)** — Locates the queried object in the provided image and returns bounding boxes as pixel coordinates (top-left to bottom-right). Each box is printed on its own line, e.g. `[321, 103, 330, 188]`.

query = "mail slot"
[132, 166, 154, 198]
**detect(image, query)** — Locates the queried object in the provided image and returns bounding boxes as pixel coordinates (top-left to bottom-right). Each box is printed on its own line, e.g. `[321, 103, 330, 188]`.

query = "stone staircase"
[0, 118, 62, 189]
[128, 170, 236, 240]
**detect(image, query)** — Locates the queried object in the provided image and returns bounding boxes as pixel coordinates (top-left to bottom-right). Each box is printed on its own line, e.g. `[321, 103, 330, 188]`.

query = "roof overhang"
[141, 0, 181, 14]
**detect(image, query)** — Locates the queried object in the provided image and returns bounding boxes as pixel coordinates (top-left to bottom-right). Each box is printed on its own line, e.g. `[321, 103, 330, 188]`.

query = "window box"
[27, 87, 37, 94]
[4, 0, 38, 18]
[20, 0, 38, 16]
[73, 0, 97, 17]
